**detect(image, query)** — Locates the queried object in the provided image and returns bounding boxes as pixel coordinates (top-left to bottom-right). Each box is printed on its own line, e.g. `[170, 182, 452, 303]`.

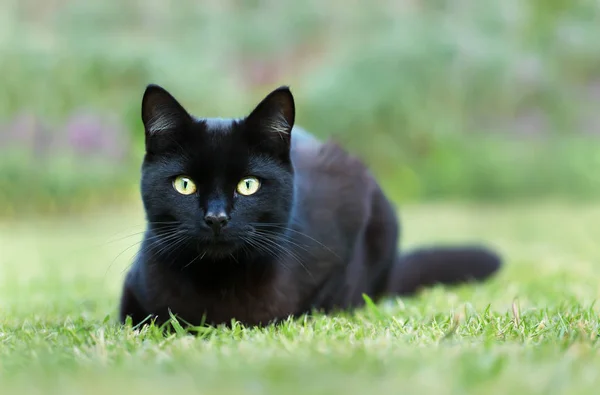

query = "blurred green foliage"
[2, 0, 600, 215]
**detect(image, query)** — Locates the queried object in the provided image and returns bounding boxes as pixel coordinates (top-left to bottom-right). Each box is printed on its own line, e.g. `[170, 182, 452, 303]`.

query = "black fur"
[119, 84, 502, 328]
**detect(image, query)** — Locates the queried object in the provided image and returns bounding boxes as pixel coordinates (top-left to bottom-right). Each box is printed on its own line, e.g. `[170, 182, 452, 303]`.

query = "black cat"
[118, 84, 502, 328]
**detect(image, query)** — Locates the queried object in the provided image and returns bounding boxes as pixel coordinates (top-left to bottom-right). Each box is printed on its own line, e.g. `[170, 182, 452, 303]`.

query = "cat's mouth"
[195, 234, 241, 257]
[210, 239, 235, 248]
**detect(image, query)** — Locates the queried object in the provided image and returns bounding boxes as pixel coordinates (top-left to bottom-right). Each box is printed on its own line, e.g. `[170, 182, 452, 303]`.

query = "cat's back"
[290, 126, 373, 195]
[290, 127, 376, 255]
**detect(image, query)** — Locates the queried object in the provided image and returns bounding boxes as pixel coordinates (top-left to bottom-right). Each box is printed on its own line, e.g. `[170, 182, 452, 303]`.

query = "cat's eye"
[236, 177, 261, 196]
[172, 176, 197, 195]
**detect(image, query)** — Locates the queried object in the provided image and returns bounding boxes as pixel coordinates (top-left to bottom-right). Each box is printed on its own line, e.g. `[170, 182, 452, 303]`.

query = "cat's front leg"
[118, 278, 153, 327]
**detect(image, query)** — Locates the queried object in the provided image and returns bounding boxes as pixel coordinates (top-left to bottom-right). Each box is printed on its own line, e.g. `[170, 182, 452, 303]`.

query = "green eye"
[172, 176, 197, 195]
[236, 177, 261, 196]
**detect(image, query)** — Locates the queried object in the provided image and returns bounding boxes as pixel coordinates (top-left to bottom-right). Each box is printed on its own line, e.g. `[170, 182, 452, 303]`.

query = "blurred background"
[1, 0, 600, 215]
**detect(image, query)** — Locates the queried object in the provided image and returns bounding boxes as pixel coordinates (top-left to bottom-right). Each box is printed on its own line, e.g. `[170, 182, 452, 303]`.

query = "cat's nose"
[204, 212, 229, 234]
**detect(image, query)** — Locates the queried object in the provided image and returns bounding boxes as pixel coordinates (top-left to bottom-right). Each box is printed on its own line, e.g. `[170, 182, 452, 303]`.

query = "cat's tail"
[387, 246, 502, 295]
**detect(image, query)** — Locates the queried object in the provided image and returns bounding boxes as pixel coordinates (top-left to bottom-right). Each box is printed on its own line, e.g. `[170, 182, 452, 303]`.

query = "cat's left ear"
[245, 86, 295, 158]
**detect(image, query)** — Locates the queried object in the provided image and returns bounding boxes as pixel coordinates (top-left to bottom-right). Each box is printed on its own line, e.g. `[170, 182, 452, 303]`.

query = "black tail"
[387, 246, 502, 295]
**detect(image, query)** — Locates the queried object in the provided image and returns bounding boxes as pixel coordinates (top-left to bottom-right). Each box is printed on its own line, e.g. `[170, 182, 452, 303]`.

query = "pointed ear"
[245, 86, 295, 157]
[141, 84, 192, 135]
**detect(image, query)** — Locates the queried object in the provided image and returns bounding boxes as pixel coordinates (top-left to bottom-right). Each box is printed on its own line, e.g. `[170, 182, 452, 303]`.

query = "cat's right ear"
[141, 84, 192, 136]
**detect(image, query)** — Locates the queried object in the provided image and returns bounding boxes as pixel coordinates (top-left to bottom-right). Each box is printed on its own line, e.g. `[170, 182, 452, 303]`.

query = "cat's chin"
[196, 240, 242, 259]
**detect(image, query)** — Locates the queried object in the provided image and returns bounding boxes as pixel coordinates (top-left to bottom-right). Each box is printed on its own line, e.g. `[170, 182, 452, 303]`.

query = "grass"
[2, 202, 600, 394]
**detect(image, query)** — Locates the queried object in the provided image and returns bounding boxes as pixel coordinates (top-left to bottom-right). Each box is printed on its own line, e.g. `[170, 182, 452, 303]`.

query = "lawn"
[1, 202, 600, 394]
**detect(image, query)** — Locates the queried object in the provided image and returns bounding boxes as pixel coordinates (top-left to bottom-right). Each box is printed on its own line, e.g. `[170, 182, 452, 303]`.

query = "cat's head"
[139, 84, 296, 259]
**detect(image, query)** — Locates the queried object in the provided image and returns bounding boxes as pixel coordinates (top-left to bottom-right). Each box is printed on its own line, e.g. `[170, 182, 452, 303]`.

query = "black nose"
[204, 213, 229, 234]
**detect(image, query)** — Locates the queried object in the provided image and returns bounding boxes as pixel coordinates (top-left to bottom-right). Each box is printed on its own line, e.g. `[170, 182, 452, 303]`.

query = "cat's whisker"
[251, 227, 331, 274]
[240, 235, 292, 272]
[106, 225, 181, 245]
[250, 223, 339, 258]
[105, 228, 184, 277]
[240, 235, 271, 256]
[252, 229, 314, 255]
[181, 250, 207, 270]
[252, 232, 317, 271]
[114, 230, 188, 275]
[248, 233, 312, 278]
[104, 221, 180, 243]
[155, 233, 192, 266]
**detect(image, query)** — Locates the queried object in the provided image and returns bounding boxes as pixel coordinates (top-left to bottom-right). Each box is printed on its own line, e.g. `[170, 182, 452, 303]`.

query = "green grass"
[2, 202, 600, 394]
